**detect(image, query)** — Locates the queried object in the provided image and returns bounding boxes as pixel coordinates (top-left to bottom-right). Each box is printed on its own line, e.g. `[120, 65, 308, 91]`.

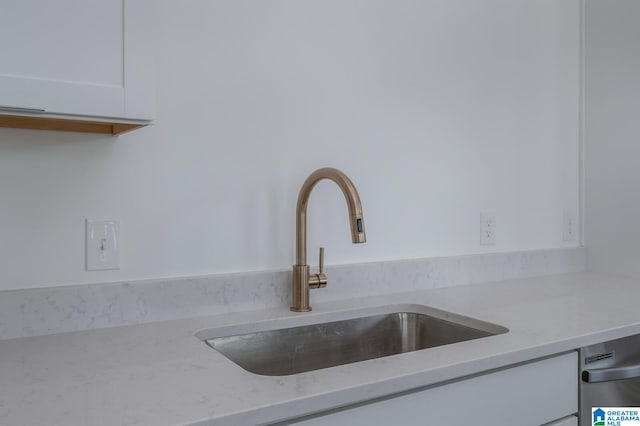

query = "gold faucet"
[291, 167, 366, 312]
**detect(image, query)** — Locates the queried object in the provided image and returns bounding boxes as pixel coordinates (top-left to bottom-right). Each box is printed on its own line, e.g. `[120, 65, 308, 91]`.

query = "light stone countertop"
[1, 271, 639, 426]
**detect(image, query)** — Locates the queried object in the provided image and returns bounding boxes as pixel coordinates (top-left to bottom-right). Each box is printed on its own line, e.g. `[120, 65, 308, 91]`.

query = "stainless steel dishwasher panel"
[580, 334, 640, 424]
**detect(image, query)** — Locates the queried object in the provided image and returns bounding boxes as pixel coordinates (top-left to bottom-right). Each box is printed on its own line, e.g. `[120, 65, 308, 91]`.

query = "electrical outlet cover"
[480, 212, 496, 246]
[563, 212, 577, 242]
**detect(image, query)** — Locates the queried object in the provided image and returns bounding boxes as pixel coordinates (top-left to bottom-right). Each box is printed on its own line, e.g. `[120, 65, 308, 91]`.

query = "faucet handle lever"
[309, 247, 327, 289]
[318, 247, 324, 274]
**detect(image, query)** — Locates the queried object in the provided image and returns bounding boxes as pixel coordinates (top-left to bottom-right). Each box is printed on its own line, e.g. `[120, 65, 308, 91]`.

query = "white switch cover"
[480, 212, 496, 245]
[86, 219, 120, 271]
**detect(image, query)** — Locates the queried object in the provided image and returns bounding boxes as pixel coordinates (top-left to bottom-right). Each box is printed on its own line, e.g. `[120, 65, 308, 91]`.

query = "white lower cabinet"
[544, 415, 578, 426]
[279, 352, 578, 426]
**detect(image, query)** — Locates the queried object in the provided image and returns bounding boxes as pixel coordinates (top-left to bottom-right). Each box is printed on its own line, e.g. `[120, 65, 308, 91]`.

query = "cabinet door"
[544, 415, 577, 426]
[280, 352, 578, 426]
[0, 0, 153, 120]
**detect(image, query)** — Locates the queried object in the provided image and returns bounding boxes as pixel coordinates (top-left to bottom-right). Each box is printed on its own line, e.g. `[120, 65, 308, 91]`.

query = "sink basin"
[197, 305, 508, 376]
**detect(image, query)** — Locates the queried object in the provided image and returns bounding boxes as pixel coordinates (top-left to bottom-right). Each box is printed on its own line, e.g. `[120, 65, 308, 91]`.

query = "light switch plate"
[86, 219, 120, 271]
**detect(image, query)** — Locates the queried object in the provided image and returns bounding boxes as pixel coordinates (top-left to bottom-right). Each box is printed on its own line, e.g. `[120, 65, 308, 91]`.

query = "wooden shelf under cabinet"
[0, 114, 147, 136]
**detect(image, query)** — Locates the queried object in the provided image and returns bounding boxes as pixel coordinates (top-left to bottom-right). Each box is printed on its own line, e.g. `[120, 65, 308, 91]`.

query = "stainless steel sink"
[197, 306, 507, 376]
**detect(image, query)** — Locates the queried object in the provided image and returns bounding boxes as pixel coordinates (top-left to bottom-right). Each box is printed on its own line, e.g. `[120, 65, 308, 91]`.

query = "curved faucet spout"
[291, 167, 366, 312]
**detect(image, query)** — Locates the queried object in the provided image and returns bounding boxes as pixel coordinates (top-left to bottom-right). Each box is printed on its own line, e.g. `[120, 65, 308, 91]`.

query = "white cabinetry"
[544, 415, 578, 426]
[0, 0, 153, 134]
[281, 352, 578, 426]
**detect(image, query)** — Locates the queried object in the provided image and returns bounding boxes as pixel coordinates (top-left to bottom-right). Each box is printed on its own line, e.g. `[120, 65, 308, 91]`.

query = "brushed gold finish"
[291, 168, 366, 312]
[291, 265, 311, 312]
[309, 247, 327, 290]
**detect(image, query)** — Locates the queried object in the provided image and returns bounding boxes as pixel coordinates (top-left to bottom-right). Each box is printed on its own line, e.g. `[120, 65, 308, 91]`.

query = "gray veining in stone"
[0, 247, 585, 340]
[2, 270, 638, 426]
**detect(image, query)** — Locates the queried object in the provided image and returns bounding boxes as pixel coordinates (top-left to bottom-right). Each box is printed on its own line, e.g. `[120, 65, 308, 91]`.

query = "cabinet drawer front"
[282, 352, 578, 426]
[544, 415, 578, 426]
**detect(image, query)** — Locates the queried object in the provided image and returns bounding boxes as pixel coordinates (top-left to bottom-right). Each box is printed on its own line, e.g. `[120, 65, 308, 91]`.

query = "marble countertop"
[2, 271, 640, 426]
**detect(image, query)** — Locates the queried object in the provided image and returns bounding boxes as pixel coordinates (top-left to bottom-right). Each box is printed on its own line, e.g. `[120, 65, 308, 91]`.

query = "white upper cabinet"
[0, 0, 153, 133]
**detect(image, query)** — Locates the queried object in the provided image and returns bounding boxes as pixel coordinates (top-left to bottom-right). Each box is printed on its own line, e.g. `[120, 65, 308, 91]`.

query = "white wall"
[585, 1, 640, 277]
[0, 0, 580, 291]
